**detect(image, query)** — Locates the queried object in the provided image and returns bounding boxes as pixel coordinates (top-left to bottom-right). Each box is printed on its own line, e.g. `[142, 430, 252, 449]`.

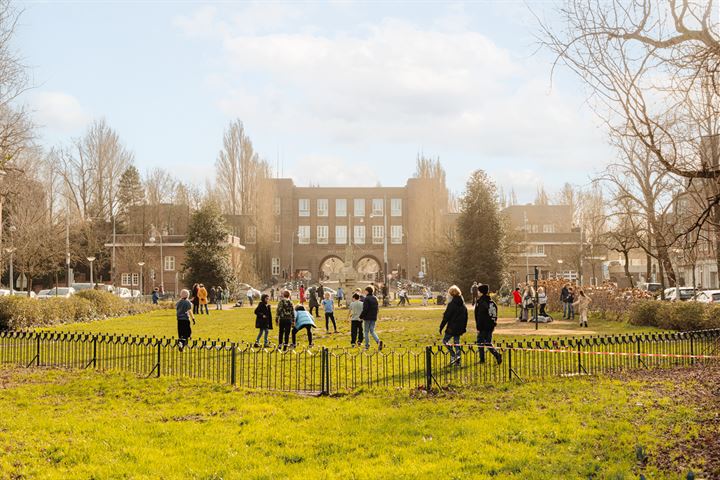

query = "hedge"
[0, 291, 165, 330]
[628, 300, 720, 331]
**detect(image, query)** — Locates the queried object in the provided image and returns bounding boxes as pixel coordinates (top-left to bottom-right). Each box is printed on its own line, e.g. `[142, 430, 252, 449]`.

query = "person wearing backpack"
[276, 289, 295, 350]
[474, 284, 502, 365]
[439, 285, 468, 366]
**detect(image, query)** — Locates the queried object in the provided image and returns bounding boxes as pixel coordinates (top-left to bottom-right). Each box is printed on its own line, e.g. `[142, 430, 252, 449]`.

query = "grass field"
[44, 304, 660, 347]
[0, 364, 712, 479]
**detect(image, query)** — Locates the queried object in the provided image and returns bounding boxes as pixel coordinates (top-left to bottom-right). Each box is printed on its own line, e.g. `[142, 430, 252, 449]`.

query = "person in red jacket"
[512, 287, 523, 320]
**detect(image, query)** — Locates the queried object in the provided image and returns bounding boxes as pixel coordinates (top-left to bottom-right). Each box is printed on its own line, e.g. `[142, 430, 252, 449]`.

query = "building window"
[121, 273, 131, 286]
[353, 225, 365, 244]
[317, 199, 328, 217]
[354, 198, 365, 217]
[526, 245, 545, 256]
[246, 225, 256, 244]
[163, 256, 175, 271]
[391, 225, 403, 244]
[372, 198, 383, 216]
[131, 273, 139, 286]
[271, 257, 280, 276]
[391, 198, 402, 216]
[372, 225, 384, 244]
[335, 225, 347, 245]
[299, 199, 310, 217]
[336, 199, 347, 217]
[273, 197, 281, 216]
[542, 224, 555, 233]
[273, 224, 281, 243]
[531, 224, 539, 233]
[420, 257, 427, 274]
[536, 245, 545, 255]
[317, 225, 329, 244]
[298, 226, 310, 244]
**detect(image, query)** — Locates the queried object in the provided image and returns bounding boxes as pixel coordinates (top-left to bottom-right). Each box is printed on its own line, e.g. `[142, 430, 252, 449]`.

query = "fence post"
[320, 347, 329, 395]
[36, 334, 41, 367]
[689, 335, 694, 366]
[156, 339, 161, 378]
[507, 347, 513, 381]
[425, 346, 433, 391]
[230, 343, 237, 386]
[92, 335, 97, 369]
[577, 344, 582, 375]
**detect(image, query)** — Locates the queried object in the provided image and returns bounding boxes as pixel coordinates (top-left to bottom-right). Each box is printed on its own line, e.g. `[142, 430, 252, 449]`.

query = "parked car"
[663, 287, 696, 302]
[71, 283, 94, 292]
[12, 290, 37, 298]
[37, 287, 76, 299]
[638, 282, 663, 293]
[116, 287, 133, 299]
[94, 284, 114, 294]
[691, 290, 720, 304]
[0, 289, 10, 297]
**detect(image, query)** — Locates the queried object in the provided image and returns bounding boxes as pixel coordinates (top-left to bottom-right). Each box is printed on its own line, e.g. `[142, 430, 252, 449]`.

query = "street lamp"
[5, 247, 15, 294]
[87, 256, 96, 287]
[138, 261, 145, 297]
[149, 226, 164, 292]
[557, 259, 564, 280]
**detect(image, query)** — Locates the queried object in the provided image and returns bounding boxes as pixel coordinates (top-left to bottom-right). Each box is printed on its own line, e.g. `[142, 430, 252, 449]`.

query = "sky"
[15, 0, 612, 203]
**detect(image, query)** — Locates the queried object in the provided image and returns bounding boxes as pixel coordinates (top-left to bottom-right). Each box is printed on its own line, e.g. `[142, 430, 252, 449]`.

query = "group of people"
[188, 283, 225, 314]
[511, 283, 591, 327]
[512, 285, 549, 321]
[252, 285, 383, 350]
[560, 283, 591, 327]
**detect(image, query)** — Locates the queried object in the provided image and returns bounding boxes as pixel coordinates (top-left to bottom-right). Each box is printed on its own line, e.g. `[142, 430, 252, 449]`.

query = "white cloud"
[30, 91, 90, 133]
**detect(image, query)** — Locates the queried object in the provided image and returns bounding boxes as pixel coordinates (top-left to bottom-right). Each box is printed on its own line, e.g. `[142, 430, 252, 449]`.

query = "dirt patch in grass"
[610, 363, 720, 478]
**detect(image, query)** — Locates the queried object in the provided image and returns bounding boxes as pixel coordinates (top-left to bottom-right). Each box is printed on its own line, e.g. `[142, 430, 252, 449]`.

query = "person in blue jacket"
[292, 305, 316, 348]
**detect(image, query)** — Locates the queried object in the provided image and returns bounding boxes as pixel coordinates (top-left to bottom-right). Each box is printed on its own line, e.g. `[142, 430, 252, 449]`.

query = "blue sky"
[16, 0, 611, 203]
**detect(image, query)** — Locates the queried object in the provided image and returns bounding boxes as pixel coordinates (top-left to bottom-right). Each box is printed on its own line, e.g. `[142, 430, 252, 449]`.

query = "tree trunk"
[645, 253, 652, 282]
[622, 250, 634, 288]
[656, 244, 677, 287]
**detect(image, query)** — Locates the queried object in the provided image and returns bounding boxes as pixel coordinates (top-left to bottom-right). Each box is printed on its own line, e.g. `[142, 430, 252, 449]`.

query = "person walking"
[573, 289, 591, 327]
[317, 283, 325, 302]
[152, 287, 160, 305]
[308, 286, 320, 318]
[336, 286, 344, 307]
[253, 293, 273, 347]
[439, 285, 468, 366]
[175, 289, 196, 351]
[215, 286, 224, 310]
[348, 292, 364, 346]
[198, 284, 209, 315]
[566, 287, 576, 321]
[208, 286, 216, 307]
[422, 287, 430, 307]
[322, 292, 337, 333]
[512, 287, 522, 320]
[471, 282, 479, 306]
[276, 289, 295, 350]
[292, 305, 315, 348]
[560, 283, 570, 319]
[360, 285, 382, 350]
[191, 283, 200, 315]
[474, 284, 502, 365]
[537, 286, 548, 317]
[270, 287, 275, 301]
[521, 285, 535, 322]
[299, 284, 306, 305]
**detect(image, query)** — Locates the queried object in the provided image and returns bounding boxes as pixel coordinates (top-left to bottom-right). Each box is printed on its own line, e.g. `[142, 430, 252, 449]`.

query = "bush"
[628, 300, 720, 331]
[0, 291, 163, 330]
[628, 301, 663, 327]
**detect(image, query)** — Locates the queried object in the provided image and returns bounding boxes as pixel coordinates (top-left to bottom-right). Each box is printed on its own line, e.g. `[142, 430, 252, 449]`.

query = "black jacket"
[440, 295, 468, 336]
[254, 302, 273, 329]
[474, 294, 498, 331]
[308, 288, 319, 308]
[560, 287, 569, 302]
[359, 293, 379, 322]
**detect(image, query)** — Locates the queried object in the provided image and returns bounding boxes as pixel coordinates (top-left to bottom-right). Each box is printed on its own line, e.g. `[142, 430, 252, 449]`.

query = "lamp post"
[87, 256, 96, 287]
[5, 247, 15, 294]
[557, 259, 564, 280]
[149, 227, 164, 291]
[138, 261, 145, 298]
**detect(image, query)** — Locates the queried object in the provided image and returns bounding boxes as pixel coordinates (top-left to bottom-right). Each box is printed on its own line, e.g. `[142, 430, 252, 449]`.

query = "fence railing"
[1, 329, 718, 394]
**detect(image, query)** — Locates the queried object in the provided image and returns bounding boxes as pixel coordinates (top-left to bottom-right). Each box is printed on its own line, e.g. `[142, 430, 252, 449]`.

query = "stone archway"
[356, 256, 381, 282]
[319, 255, 344, 282]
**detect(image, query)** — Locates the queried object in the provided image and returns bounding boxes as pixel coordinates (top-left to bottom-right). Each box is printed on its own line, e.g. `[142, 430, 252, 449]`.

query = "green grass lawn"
[0, 365, 707, 479]
[44, 303, 660, 347]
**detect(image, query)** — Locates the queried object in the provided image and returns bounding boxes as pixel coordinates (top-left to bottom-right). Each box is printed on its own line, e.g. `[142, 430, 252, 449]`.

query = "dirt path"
[495, 317, 597, 336]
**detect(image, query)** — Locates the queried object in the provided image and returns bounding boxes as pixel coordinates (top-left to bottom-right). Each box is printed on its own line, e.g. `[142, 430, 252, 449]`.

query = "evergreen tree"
[117, 165, 145, 225]
[452, 170, 506, 294]
[183, 201, 234, 288]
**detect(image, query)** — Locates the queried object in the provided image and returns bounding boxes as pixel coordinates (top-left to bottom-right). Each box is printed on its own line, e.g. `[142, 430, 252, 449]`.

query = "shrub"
[628, 301, 663, 327]
[0, 291, 164, 330]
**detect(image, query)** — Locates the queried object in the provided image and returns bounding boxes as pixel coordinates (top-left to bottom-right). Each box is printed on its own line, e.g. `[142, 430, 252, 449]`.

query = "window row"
[298, 198, 402, 217]
[298, 225, 403, 245]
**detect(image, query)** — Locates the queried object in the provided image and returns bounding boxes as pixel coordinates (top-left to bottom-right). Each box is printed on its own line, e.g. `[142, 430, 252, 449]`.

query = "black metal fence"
[1, 329, 718, 394]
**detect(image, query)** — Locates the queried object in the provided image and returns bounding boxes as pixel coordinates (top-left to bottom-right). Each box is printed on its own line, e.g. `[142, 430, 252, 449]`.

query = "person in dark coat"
[308, 286, 320, 318]
[176, 289, 196, 351]
[253, 294, 273, 347]
[276, 289, 295, 350]
[208, 287, 216, 305]
[439, 285, 468, 366]
[360, 285, 382, 350]
[560, 284, 570, 319]
[474, 284, 502, 365]
[191, 283, 200, 315]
